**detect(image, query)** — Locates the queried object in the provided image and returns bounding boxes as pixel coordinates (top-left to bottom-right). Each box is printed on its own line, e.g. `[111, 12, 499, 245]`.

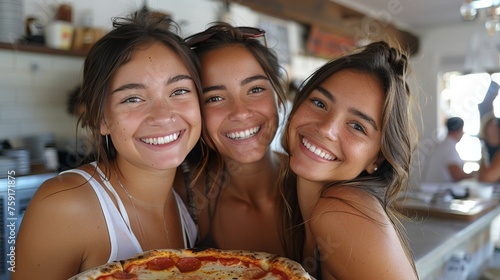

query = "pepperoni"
[145, 257, 175, 271]
[175, 257, 202, 272]
[219, 257, 241, 266]
[242, 266, 267, 279]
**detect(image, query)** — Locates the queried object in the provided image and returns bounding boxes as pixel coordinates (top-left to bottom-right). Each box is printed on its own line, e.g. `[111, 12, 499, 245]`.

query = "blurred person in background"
[479, 112, 500, 166]
[423, 117, 476, 183]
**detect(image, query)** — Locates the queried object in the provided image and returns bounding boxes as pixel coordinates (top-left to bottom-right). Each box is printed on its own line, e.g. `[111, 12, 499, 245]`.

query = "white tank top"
[61, 162, 197, 262]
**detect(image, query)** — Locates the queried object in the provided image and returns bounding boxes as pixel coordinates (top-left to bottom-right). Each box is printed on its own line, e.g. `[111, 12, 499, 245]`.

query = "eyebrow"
[111, 74, 193, 94]
[202, 75, 269, 94]
[241, 75, 268, 85]
[316, 86, 379, 131]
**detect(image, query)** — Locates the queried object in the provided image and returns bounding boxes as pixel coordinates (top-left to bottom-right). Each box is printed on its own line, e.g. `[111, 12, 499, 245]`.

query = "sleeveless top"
[315, 248, 323, 280]
[61, 162, 197, 262]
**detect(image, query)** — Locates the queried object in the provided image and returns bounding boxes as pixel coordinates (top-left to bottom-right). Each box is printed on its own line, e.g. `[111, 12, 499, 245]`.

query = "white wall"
[409, 22, 482, 187]
[0, 50, 83, 145]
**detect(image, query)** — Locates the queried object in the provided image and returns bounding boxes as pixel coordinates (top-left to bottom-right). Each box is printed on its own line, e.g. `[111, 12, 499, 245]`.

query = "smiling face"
[199, 45, 279, 164]
[288, 69, 384, 184]
[100, 42, 201, 170]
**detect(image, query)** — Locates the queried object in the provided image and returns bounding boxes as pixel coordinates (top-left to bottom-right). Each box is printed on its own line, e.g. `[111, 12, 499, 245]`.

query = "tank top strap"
[173, 190, 197, 248]
[89, 162, 132, 230]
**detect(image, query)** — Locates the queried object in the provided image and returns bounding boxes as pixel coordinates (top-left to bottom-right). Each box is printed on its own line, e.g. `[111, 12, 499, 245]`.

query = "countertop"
[404, 204, 500, 279]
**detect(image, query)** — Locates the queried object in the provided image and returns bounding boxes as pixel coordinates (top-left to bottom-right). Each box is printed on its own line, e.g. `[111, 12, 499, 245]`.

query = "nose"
[228, 98, 253, 121]
[146, 100, 176, 126]
[318, 115, 340, 141]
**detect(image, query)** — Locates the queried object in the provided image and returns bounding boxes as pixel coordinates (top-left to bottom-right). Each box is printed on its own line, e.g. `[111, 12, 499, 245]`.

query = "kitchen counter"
[404, 204, 500, 279]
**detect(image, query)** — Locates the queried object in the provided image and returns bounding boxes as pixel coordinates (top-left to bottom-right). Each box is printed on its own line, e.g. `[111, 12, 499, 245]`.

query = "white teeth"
[301, 137, 335, 161]
[141, 132, 180, 145]
[226, 126, 260, 140]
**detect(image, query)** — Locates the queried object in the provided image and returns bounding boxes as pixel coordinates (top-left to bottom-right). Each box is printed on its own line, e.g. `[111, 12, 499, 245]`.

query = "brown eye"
[122, 96, 142, 103]
[349, 122, 367, 134]
[171, 88, 190, 96]
[249, 87, 265, 94]
[205, 96, 224, 103]
[310, 98, 326, 109]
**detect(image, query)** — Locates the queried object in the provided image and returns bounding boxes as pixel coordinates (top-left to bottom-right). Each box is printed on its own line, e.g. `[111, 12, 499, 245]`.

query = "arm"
[479, 152, 500, 182]
[447, 164, 475, 182]
[13, 174, 106, 280]
[310, 188, 417, 280]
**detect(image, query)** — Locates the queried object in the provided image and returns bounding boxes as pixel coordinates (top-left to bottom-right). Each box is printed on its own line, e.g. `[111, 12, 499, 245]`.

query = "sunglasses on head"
[185, 26, 267, 48]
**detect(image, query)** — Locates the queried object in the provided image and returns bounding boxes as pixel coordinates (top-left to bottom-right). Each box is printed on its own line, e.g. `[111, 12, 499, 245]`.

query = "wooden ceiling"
[236, 0, 419, 56]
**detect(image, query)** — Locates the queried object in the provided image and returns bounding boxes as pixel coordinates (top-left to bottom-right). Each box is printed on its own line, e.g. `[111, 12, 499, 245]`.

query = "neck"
[111, 160, 177, 206]
[222, 150, 281, 198]
[296, 176, 323, 221]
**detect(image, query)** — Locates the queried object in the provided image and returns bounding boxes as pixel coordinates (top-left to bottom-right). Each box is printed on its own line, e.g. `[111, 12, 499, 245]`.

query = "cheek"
[201, 109, 220, 136]
[349, 142, 380, 165]
[287, 107, 313, 133]
[185, 104, 201, 124]
[286, 116, 301, 145]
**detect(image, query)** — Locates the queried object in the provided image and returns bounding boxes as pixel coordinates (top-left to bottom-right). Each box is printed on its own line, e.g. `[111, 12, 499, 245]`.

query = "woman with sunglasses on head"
[14, 12, 202, 279]
[178, 22, 288, 255]
[280, 41, 419, 279]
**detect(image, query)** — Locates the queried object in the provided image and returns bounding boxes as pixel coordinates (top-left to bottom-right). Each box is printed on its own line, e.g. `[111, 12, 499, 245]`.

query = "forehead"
[114, 43, 188, 77]
[321, 70, 383, 98]
[318, 69, 385, 118]
[200, 44, 260, 68]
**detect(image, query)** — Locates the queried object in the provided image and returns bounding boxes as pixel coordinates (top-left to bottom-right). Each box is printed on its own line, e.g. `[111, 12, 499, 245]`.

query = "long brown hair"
[77, 12, 202, 178]
[279, 41, 418, 275]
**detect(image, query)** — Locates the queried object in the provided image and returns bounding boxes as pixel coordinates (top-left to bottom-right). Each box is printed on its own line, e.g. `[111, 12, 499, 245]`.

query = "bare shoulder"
[23, 164, 106, 237]
[14, 165, 109, 279]
[30, 166, 100, 210]
[313, 186, 385, 220]
[309, 186, 393, 245]
[309, 186, 417, 279]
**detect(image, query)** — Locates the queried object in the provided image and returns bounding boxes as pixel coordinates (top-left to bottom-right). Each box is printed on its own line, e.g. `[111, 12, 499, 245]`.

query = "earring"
[105, 135, 110, 152]
[373, 165, 378, 172]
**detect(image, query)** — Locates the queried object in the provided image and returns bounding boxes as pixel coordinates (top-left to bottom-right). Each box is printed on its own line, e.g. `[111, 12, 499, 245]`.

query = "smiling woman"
[13, 11, 203, 280]
[176, 22, 289, 257]
[280, 41, 419, 280]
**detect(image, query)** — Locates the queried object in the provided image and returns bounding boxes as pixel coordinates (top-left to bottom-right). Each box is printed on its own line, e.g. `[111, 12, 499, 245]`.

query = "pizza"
[69, 248, 312, 280]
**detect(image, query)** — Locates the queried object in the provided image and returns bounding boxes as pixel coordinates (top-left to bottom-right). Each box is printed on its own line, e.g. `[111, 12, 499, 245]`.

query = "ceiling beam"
[236, 0, 419, 55]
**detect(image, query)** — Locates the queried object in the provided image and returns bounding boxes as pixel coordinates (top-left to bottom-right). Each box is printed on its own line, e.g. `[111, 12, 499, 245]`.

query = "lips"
[301, 137, 336, 161]
[140, 132, 180, 145]
[226, 126, 260, 140]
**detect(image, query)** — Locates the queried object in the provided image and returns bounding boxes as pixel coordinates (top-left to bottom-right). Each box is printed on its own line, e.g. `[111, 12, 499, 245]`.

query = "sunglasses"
[185, 26, 267, 48]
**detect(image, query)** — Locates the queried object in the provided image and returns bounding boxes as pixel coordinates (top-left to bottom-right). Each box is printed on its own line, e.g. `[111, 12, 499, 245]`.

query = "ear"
[367, 152, 385, 174]
[100, 118, 110, 136]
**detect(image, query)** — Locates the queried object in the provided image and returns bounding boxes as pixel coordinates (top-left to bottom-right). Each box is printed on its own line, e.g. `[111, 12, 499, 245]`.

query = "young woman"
[179, 22, 288, 255]
[280, 41, 419, 279]
[14, 13, 202, 279]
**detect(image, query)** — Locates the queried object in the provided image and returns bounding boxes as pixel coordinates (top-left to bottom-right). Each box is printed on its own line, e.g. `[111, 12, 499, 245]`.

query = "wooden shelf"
[0, 42, 87, 57]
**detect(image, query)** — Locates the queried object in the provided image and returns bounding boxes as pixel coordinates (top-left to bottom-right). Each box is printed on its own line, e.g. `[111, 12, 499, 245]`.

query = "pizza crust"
[69, 261, 123, 280]
[70, 248, 312, 280]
